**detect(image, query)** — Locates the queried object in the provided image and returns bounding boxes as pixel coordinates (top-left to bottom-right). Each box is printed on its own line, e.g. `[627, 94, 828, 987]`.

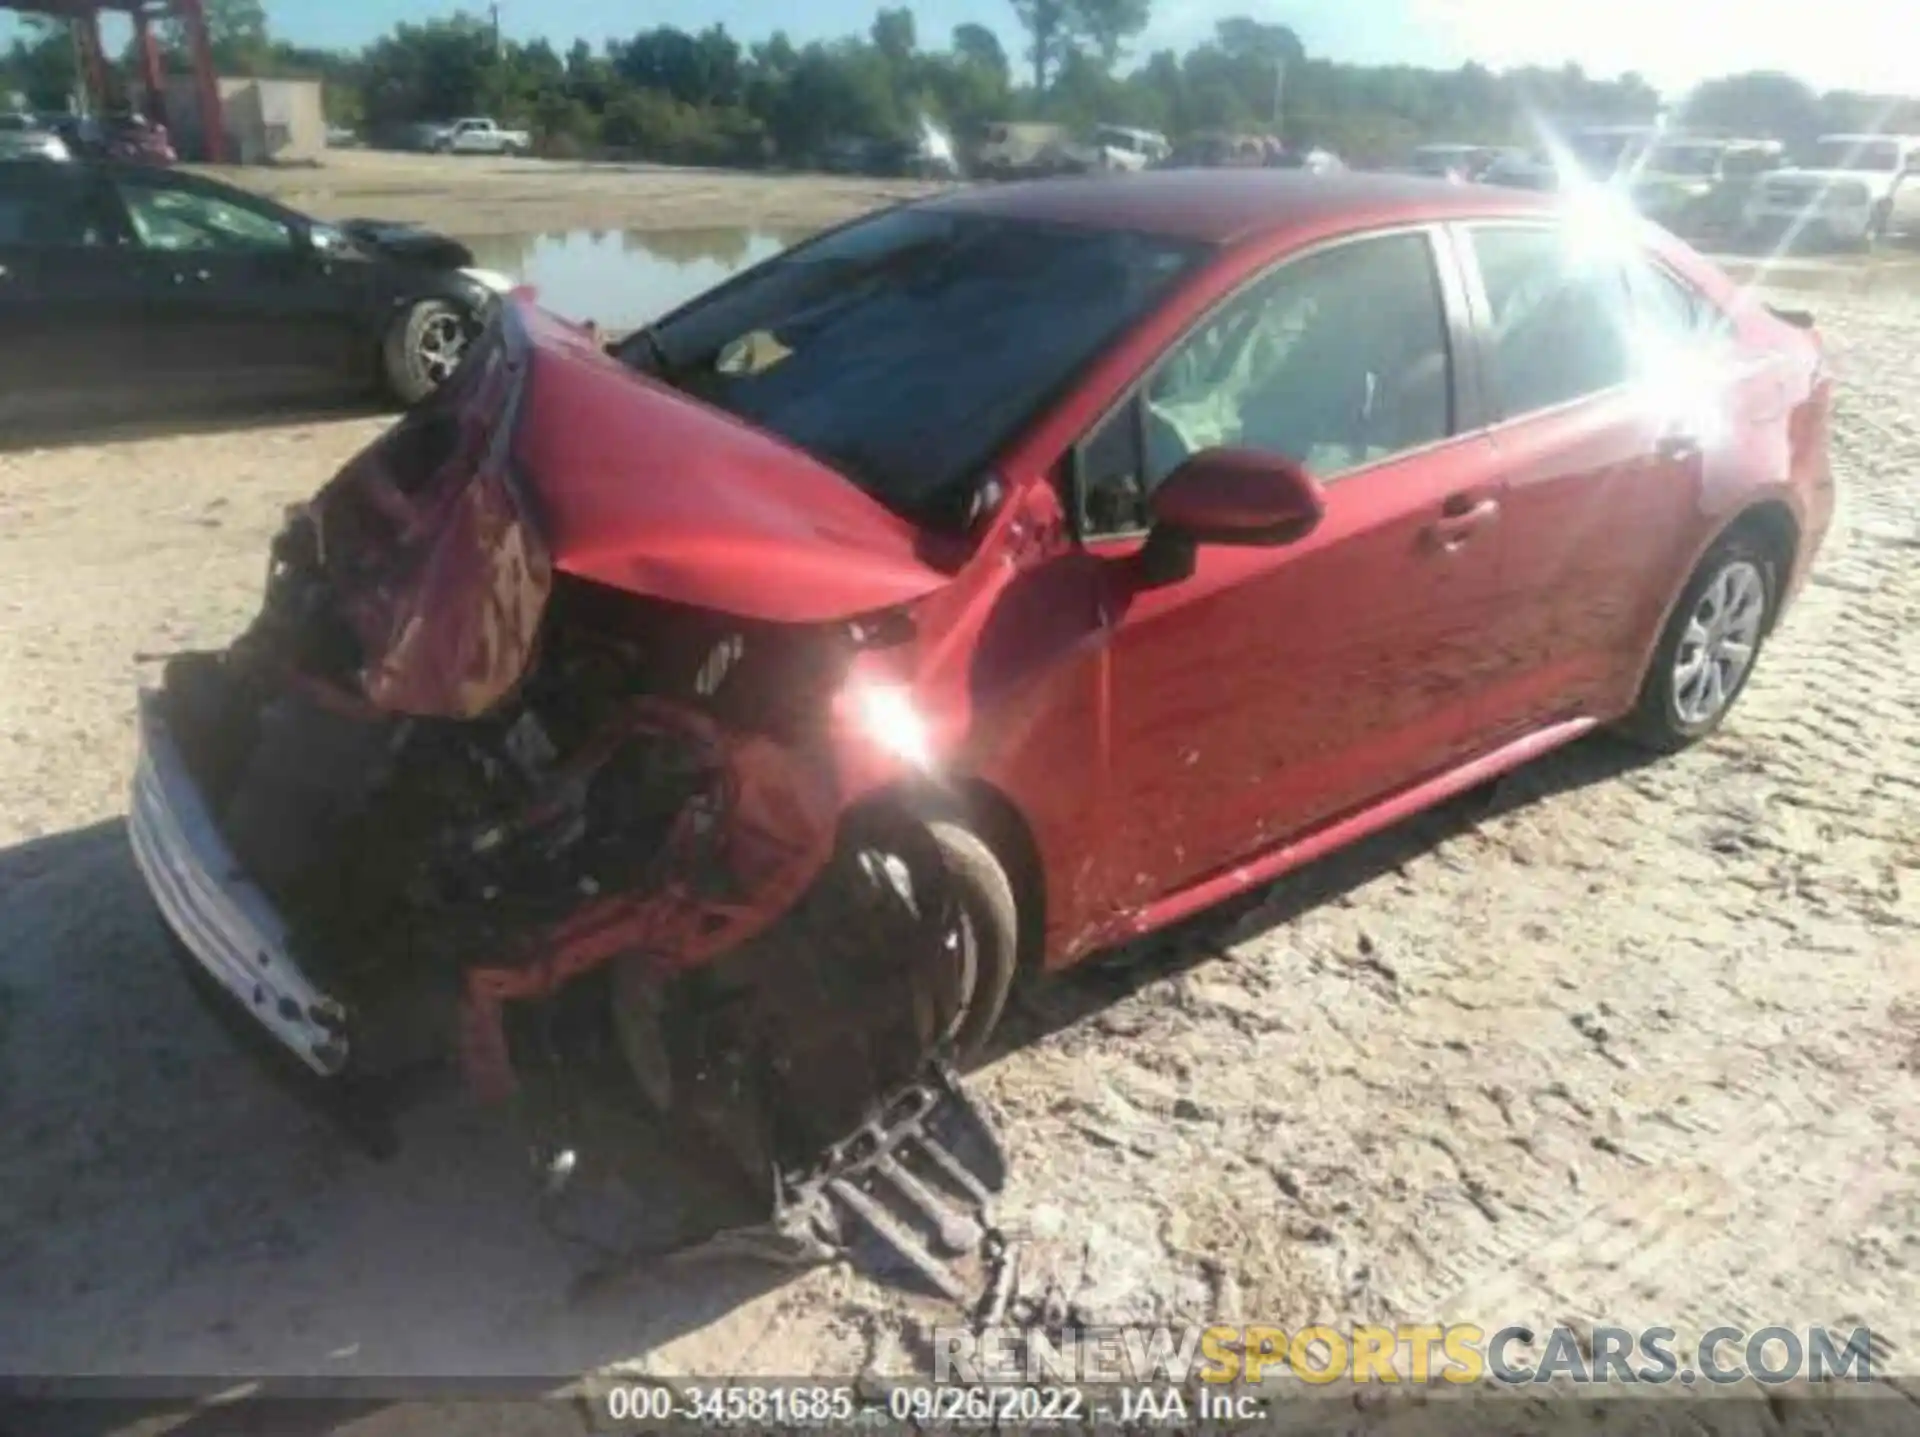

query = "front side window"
[1468, 224, 1634, 419]
[1079, 230, 1454, 536]
[116, 179, 294, 253]
[618, 208, 1209, 530]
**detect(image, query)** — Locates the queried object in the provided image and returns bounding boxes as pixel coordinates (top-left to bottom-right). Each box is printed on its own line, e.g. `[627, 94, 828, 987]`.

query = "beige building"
[159, 76, 327, 164]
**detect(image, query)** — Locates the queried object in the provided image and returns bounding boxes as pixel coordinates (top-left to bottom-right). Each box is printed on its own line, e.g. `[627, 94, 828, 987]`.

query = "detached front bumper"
[128, 690, 352, 1078]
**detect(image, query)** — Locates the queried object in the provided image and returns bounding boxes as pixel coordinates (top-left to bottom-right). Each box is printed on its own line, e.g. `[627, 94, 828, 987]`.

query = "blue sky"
[8, 1, 1910, 99]
[263, 0, 1914, 97]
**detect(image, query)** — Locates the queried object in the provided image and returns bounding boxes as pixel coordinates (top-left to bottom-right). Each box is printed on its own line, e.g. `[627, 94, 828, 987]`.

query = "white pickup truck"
[1743, 133, 1920, 247]
[434, 116, 532, 157]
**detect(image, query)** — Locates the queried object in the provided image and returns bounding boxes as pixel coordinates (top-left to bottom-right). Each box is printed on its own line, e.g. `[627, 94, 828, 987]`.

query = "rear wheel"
[1620, 533, 1777, 753]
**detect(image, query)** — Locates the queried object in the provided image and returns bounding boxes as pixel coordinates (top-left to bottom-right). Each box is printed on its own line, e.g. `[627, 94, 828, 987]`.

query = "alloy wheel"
[415, 311, 469, 385]
[1671, 558, 1766, 726]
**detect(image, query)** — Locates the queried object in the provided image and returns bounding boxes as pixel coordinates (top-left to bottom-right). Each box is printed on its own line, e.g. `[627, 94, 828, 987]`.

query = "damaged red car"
[130, 171, 1833, 1246]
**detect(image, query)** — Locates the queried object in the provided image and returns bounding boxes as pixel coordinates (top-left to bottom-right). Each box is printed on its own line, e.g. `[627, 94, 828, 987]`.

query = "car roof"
[918, 169, 1559, 246]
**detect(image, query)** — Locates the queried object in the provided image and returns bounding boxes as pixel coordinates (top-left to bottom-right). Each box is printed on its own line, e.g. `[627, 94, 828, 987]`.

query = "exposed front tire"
[380, 298, 474, 407]
[1620, 533, 1778, 753]
[608, 814, 1018, 1177]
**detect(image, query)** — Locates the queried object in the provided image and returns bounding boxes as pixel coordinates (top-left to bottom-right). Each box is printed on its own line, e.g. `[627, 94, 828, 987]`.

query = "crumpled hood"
[511, 306, 952, 621]
[298, 298, 948, 719]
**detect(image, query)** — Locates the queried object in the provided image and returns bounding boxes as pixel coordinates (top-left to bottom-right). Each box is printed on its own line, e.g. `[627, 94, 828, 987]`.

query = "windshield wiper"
[625, 324, 674, 377]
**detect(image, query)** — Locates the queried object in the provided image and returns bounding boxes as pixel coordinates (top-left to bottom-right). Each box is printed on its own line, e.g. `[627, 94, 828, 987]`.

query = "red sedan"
[130, 170, 1834, 1185]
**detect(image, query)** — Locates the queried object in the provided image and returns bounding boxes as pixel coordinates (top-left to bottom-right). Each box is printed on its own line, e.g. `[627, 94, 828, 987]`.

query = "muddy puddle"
[460, 226, 812, 331]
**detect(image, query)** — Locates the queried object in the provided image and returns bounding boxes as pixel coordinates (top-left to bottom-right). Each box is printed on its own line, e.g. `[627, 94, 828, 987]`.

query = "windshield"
[1811, 139, 1899, 172]
[1647, 144, 1722, 176]
[618, 209, 1209, 529]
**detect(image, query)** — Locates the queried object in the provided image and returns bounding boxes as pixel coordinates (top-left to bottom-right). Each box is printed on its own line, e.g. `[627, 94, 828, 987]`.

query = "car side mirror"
[1137, 447, 1326, 587]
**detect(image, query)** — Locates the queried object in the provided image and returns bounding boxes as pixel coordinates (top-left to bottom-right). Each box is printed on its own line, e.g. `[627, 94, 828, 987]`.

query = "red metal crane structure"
[5, 0, 226, 160]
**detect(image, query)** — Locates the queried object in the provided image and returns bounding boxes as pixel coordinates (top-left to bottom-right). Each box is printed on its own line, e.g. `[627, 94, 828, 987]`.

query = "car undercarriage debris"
[561, 1061, 1014, 1310]
[150, 506, 1014, 1307]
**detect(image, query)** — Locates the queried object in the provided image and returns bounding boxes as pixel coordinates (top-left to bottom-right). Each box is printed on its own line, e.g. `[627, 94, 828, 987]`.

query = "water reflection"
[460, 227, 812, 331]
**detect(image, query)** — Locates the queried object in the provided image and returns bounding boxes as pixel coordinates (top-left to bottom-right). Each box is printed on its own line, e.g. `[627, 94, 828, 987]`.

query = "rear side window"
[1626, 259, 1734, 349]
[0, 169, 113, 248]
[1468, 225, 1636, 418]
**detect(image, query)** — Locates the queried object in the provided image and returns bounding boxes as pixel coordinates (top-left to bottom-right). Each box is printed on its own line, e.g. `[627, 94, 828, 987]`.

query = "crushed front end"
[129, 302, 1010, 1302]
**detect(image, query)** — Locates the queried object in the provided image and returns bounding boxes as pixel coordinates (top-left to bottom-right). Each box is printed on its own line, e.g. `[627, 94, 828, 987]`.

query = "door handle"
[1431, 494, 1500, 550]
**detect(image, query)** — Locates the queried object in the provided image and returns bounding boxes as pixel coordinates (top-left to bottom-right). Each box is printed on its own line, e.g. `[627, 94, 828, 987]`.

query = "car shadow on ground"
[0, 822, 800, 1425]
[0, 395, 394, 455]
[0, 732, 1657, 1435]
[987, 730, 1658, 1058]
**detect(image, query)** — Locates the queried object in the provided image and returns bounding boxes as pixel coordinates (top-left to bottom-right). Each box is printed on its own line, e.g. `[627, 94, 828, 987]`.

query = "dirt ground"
[189, 148, 944, 238]
[1, 166, 1918, 1435]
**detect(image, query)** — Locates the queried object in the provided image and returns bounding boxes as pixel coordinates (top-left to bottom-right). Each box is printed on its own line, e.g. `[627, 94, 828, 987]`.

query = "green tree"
[1011, 0, 1148, 93]
[163, 0, 270, 74]
[870, 8, 917, 67]
[1679, 71, 1822, 147]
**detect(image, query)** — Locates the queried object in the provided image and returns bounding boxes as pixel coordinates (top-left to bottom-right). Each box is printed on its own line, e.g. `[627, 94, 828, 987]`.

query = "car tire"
[608, 816, 1018, 1127]
[1620, 531, 1778, 754]
[380, 299, 473, 407]
[922, 819, 1020, 1061]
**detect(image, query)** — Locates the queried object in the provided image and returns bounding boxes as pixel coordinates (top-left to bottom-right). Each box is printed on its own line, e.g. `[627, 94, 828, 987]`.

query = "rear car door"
[0, 163, 145, 427]
[1454, 221, 1707, 739]
[1075, 226, 1506, 912]
[108, 169, 371, 400]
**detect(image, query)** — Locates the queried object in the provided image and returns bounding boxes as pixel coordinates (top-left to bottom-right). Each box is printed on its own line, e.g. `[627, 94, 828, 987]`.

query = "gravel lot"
[1, 165, 1917, 1433]
[190, 148, 943, 238]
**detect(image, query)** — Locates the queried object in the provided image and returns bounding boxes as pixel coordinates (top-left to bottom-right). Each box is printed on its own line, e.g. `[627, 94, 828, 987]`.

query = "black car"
[0, 159, 510, 429]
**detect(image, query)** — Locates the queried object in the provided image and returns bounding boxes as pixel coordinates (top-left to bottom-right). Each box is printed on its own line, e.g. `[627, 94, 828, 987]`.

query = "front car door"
[109, 170, 371, 401]
[1071, 225, 1507, 921]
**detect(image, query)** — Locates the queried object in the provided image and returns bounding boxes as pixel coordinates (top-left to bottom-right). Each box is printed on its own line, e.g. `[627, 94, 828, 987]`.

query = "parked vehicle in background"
[1742, 134, 1920, 247]
[822, 132, 958, 180]
[0, 159, 515, 427]
[45, 112, 175, 166]
[434, 117, 531, 157]
[1406, 143, 1503, 182]
[388, 120, 453, 152]
[1168, 131, 1273, 168]
[0, 112, 69, 162]
[326, 124, 360, 149]
[126, 168, 1834, 1236]
[1630, 137, 1785, 237]
[1566, 124, 1661, 179]
[1090, 124, 1170, 172]
[971, 121, 1071, 179]
[1268, 145, 1345, 173]
[1481, 149, 1565, 191]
